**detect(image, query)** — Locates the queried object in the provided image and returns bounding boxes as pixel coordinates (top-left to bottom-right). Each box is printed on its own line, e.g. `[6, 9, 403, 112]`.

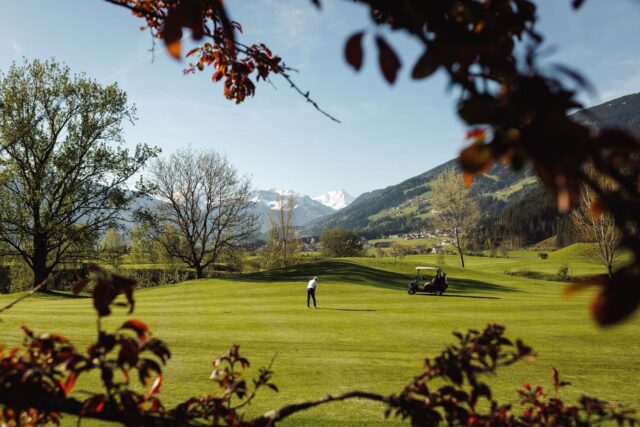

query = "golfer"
[307, 276, 318, 309]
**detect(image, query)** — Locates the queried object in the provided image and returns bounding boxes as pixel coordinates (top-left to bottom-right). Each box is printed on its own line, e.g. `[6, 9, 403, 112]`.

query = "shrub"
[539, 252, 549, 260]
[119, 268, 196, 289]
[320, 229, 365, 257]
[556, 264, 572, 281]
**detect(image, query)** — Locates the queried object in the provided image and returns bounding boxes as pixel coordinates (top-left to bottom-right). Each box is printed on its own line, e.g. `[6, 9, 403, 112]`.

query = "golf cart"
[407, 266, 448, 296]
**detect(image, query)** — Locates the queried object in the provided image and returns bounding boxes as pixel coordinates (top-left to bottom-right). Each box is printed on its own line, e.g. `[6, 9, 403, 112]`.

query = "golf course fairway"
[0, 253, 638, 426]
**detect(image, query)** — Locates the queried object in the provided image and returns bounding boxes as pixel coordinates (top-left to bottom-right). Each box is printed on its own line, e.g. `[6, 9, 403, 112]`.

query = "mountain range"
[313, 190, 355, 210]
[250, 189, 355, 232]
[122, 92, 639, 241]
[302, 92, 640, 239]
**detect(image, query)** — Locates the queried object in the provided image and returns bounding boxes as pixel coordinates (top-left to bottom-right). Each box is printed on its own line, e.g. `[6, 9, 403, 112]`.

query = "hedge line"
[0, 265, 201, 294]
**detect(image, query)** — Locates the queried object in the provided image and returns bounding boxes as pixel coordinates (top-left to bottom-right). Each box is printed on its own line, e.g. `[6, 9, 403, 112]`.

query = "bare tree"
[141, 149, 257, 278]
[269, 194, 300, 266]
[571, 170, 622, 277]
[0, 58, 157, 286]
[430, 168, 480, 268]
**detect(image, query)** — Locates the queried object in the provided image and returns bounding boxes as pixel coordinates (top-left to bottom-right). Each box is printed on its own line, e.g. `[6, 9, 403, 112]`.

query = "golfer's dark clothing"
[307, 278, 318, 307]
[307, 288, 317, 307]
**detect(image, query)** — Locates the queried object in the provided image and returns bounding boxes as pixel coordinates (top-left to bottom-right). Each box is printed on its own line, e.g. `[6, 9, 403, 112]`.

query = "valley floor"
[0, 251, 638, 426]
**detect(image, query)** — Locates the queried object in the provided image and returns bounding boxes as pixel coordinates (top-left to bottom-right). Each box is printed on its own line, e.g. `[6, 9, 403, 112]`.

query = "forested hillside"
[304, 93, 640, 245]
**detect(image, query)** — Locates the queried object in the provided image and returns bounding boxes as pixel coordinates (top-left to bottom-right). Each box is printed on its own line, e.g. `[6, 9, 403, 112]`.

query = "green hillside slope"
[304, 93, 640, 240]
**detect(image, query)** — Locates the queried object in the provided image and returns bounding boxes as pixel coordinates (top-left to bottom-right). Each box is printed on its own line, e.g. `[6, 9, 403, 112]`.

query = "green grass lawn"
[0, 251, 638, 426]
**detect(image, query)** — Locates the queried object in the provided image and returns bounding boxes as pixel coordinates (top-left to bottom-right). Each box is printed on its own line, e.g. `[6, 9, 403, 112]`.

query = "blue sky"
[1, 1, 639, 197]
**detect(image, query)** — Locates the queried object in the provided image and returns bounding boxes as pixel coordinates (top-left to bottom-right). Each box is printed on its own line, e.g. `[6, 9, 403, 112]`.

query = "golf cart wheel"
[408, 288, 416, 295]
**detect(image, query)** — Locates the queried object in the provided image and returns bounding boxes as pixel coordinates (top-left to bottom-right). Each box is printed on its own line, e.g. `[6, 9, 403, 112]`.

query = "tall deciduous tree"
[430, 169, 480, 268]
[141, 148, 257, 278]
[571, 168, 622, 277]
[0, 58, 157, 287]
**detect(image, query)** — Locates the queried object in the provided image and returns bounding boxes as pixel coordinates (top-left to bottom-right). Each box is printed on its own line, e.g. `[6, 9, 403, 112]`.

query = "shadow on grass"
[316, 307, 378, 312]
[413, 293, 500, 300]
[447, 278, 520, 294]
[239, 260, 519, 295]
[241, 260, 409, 290]
[18, 290, 91, 300]
[46, 290, 91, 299]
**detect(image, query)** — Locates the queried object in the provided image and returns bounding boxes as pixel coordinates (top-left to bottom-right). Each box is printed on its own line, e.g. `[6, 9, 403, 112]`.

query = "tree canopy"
[140, 148, 257, 278]
[0, 58, 157, 286]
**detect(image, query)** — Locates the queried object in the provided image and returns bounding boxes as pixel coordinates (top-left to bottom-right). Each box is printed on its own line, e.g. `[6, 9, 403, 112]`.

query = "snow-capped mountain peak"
[250, 189, 335, 232]
[266, 188, 306, 198]
[313, 190, 355, 210]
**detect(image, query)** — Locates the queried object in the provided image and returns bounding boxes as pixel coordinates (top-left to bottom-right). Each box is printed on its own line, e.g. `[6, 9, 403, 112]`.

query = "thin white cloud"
[9, 38, 22, 53]
[109, 52, 154, 86]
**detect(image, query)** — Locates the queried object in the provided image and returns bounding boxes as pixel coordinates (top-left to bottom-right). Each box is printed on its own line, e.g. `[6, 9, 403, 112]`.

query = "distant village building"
[303, 242, 320, 252]
[360, 238, 372, 249]
[373, 241, 393, 248]
[431, 243, 445, 254]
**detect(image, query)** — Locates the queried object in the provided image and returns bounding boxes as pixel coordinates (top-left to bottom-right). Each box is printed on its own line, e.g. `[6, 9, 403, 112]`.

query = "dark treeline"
[470, 186, 577, 250]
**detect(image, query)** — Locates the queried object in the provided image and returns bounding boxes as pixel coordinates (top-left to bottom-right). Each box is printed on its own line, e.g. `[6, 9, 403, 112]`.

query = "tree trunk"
[195, 264, 204, 279]
[455, 227, 465, 268]
[607, 263, 613, 277]
[33, 234, 50, 289]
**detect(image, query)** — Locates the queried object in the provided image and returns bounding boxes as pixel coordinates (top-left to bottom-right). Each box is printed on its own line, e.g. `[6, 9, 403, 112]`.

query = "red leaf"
[120, 319, 149, 340]
[81, 395, 107, 415]
[163, 7, 183, 59]
[60, 372, 77, 395]
[589, 197, 603, 219]
[376, 36, 401, 84]
[212, 69, 224, 82]
[460, 142, 492, 173]
[345, 32, 364, 71]
[463, 172, 476, 188]
[120, 319, 150, 340]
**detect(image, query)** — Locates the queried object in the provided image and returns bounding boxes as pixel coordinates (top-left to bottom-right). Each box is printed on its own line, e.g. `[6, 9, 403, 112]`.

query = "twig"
[101, 0, 341, 123]
[0, 279, 49, 316]
[232, 352, 279, 411]
[255, 390, 389, 426]
[281, 72, 341, 123]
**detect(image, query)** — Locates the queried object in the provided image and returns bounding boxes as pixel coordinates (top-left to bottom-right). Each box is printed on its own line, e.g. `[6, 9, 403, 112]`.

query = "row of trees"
[421, 167, 620, 276]
[0, 56, 372, 286]
[0, 59, 258, 286]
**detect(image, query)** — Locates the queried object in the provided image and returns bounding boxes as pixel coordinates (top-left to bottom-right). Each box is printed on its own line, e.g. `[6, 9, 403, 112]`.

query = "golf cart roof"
[415, 266, 438, 271]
